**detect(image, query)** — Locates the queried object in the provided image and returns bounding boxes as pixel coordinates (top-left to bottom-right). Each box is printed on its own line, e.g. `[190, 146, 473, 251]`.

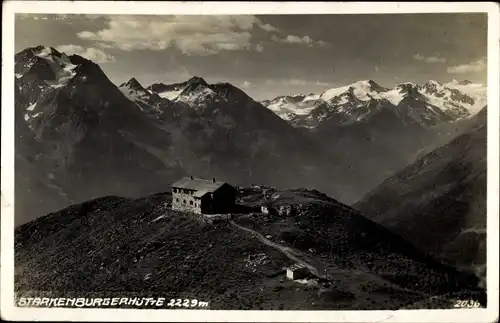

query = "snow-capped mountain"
[147, 76, 208, 101]
[15, 45, 186, 225]
[119, 77, 154, 102]
[261, 93, 320, 122]
[443, 79, 487, 116]
[118, 77, 181, 121]
[262, 79, 487, 128]
[142, 76, 341, 201]
[260, 79, 486, 203]
[147, 76, 258, 109]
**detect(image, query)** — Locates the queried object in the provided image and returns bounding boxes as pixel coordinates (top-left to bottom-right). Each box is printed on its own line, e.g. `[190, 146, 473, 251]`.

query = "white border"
[1, 2, 499, 322]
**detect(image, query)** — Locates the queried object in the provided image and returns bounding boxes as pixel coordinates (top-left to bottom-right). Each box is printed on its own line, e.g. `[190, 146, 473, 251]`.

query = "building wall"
[172, 189, 202, 214]
[211, 185, 236, 214]
[286, 266, 309, 280]
[200, 194, 212, 214]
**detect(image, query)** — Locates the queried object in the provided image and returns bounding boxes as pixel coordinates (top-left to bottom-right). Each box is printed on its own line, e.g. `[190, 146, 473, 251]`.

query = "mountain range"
[15, 46, 337, 225]
[12, 45, 489, 307]
[14, 46, 487, 225]
[261, 79, 486, 129]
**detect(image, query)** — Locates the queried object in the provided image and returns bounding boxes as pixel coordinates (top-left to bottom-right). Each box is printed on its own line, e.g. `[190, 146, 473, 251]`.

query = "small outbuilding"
[286, 263, 310, 280]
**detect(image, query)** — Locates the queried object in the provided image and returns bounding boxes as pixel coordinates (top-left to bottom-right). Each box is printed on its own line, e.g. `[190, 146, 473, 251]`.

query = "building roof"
[172, 177, 231, 195]
[287, 263, 307, 271]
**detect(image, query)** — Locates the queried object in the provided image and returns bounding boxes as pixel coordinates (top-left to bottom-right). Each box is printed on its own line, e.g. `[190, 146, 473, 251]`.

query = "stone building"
[171, 176, 236, 214]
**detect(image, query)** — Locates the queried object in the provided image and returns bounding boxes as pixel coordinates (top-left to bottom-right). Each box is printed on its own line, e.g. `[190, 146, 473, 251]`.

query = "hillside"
[353, 109, 487, 279]
[15, 188, 485, 310]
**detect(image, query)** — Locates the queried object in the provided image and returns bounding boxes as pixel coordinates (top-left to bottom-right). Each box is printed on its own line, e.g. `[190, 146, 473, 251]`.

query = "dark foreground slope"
[15, 188, 484, 310]
[354, 109, 487, 279]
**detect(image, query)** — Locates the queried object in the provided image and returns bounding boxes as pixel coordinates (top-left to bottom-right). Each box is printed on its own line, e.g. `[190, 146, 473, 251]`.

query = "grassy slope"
[15, 189, 485, 310]
[353, 118, 486, 274]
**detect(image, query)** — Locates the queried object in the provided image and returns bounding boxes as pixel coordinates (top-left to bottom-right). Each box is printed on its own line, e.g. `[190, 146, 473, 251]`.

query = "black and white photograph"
[1, 2, 499, 322]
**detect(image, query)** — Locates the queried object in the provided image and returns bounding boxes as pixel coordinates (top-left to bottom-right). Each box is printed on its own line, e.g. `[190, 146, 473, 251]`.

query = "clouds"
[242, 80, 252, 88]
[271, 34, 328, 47]
[55, 44, 115, 63]
[74, 15, 328, 56]
[412, 52, 487, 75]
[76, 15, 258, 55]
[412, 53, 447, 63]
[255, 44, 264, 53]
[447, 57, 487, 74]
[260, 23, 280, 32]
[315, 81, 330, 86]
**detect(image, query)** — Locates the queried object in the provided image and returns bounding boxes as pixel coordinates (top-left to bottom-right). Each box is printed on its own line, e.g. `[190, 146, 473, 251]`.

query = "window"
[190, 200, 193, 205]
[176, 198, 179, 202]
[183, 200, 186, 204]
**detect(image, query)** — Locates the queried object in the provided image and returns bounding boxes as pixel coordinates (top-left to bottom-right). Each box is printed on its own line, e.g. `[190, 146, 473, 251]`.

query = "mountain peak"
[120, 77, 145, 90]
[358, 79, 377, 85]
[426, 80, 442, 86]
[186, 76, 208, 86]
[16, 45, 63, 62]
[350, 79, 387, 93]
[30, 45, 61, 56]
[396, 82, 417, 90]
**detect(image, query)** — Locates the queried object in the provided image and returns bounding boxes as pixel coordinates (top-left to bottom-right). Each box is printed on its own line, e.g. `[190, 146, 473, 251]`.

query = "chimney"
[212, 177, 216, 183]
[190, 176, 194, 180]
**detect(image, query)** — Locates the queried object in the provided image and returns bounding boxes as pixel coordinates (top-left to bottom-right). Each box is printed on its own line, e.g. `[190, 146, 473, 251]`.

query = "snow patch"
[26, 102, 37, 111]
[320, 80, 387, 102]
[380, 88, 405, 105]
[49, 64, 77, 88]
[175, 86, 218, 106]
[34, 47, 78, 89]
[303, 93, 320, 102]
[443, 82, 487, 115]
[158, 89, 183, 100]
[320, 85, 350, 102]
[350, 80, 379, 101]
[267, 100, 317, 120]
[35, 46, 52, 57]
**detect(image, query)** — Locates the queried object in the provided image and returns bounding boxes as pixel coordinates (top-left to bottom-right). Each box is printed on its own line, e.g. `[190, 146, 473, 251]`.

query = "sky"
[15, 13, 488, 100]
